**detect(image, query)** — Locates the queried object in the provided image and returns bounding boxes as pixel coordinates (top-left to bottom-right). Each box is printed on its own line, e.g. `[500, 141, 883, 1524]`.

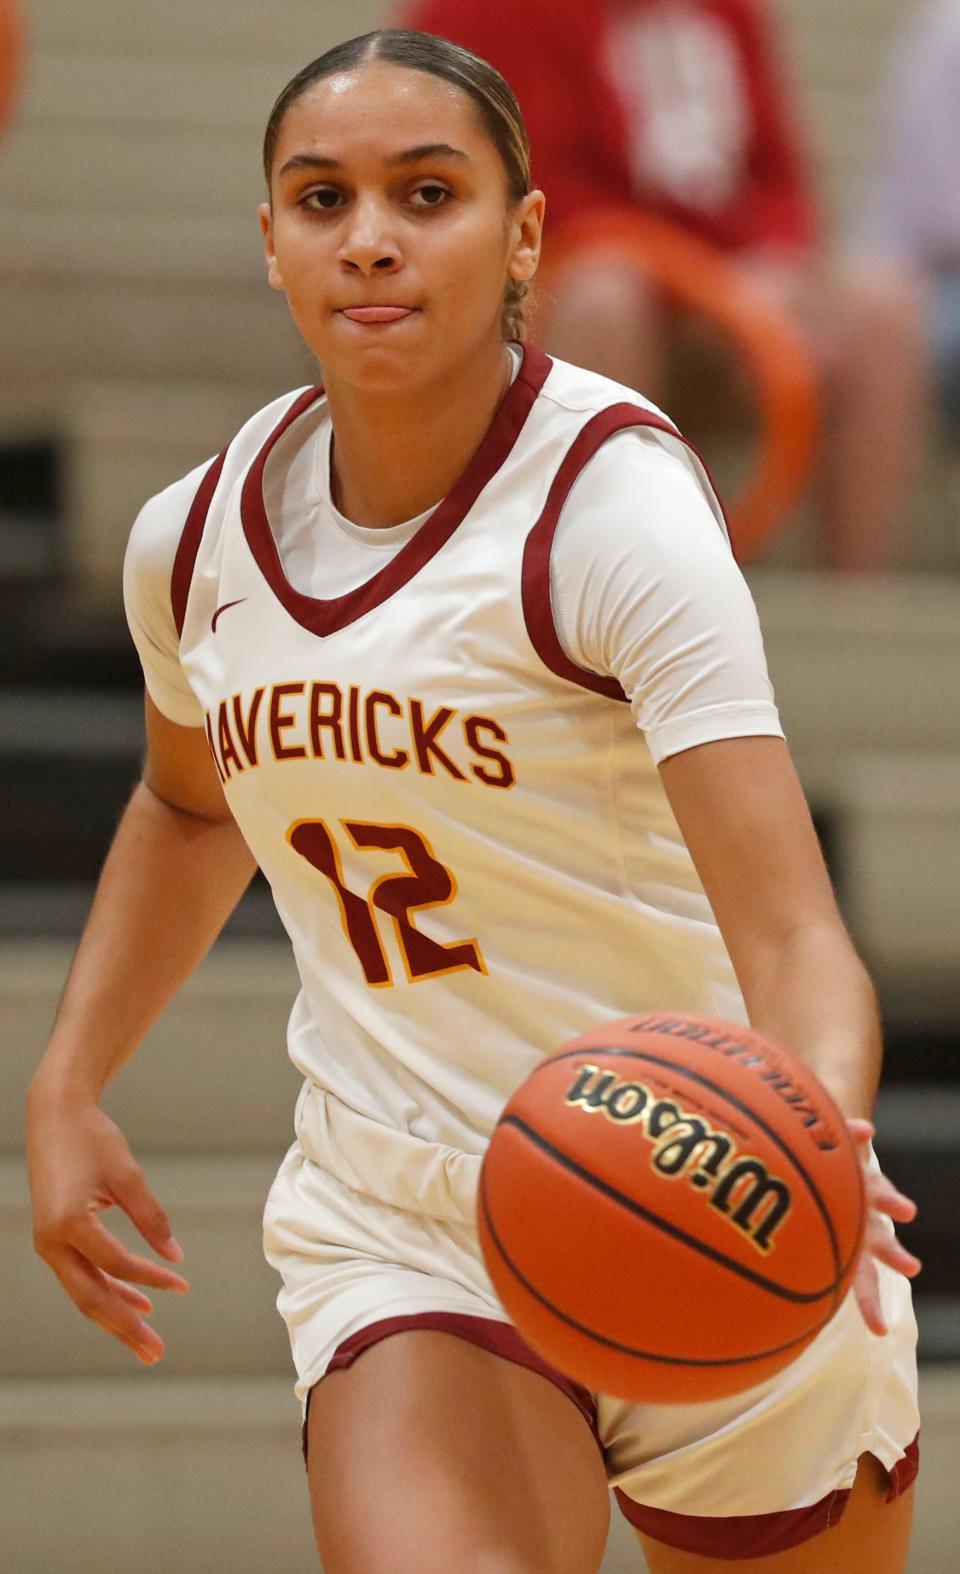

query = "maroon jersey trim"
[521, 404, 728, 701]
[170, 448, 228, 638]
[240, 345, 553, 638]
[615, 1434, 919, 1557]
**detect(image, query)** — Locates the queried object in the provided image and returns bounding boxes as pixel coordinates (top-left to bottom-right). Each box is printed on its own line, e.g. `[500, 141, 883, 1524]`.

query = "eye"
[300, 187, 342, 212]
[410, 184, 452, 209]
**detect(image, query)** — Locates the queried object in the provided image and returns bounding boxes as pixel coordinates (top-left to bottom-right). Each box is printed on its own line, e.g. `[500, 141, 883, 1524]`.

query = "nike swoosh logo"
[211, 597, 247, 633]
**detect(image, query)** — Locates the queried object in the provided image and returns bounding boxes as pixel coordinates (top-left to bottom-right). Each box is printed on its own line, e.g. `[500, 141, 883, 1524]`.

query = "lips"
[341, 306, 416, 323]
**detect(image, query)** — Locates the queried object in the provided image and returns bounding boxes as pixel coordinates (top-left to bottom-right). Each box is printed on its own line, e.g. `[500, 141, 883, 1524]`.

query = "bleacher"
[2, 0, 958, 592]
[2, 2, 958, 1570]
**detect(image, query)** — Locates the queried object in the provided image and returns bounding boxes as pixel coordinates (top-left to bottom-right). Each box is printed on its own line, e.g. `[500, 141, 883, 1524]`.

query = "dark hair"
[262, 29, 534, 341]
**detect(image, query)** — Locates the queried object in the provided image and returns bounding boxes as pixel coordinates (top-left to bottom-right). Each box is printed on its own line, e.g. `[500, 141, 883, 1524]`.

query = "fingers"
[110, 1167, 185, 1262]
[844, 1115, 921, 1233]
[843, 1117, 923, 1325]
[49, 1245, 166, 1364]
[105, 1276, 154, 1314]
[852, 1255, 886, 1337]
[28, 1110, 188, 1363]
[868, 1176, 918, 1225]
[879, 1239, 922, 1280]
[865, 1220, 922, 1280]
[862, 1167, 920, 1275]
[70, 1213, 189, 1294]
[846, 1118, 875, 1145]
[854, 1217, 923, 1337]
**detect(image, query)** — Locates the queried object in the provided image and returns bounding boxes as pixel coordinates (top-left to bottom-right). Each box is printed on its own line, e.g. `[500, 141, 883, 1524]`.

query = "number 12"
[287, 818, 487, 987]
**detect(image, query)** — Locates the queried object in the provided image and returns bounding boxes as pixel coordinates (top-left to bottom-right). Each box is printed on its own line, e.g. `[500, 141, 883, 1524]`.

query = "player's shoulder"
[540, 353, 730, 544]
[541, 352, 677, 428]
[541, 353, 714, 487]
[540, 354, 690, 467]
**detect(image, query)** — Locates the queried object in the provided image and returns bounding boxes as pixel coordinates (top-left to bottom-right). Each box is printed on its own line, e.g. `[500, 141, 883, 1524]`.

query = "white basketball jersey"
[169, 347, 764, 1151]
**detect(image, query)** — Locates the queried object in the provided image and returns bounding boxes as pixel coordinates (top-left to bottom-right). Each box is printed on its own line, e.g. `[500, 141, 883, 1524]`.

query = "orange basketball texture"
[477, 1014, 866, 1403]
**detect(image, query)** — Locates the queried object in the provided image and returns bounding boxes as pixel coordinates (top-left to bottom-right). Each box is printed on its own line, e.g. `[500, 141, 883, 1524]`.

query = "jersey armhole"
[170, 448, 228, 637]
[520, 403, 731, 701]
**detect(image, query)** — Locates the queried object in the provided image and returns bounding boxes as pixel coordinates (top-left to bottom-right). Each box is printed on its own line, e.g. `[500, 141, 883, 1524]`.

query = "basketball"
[477, 1013, 866, 1404]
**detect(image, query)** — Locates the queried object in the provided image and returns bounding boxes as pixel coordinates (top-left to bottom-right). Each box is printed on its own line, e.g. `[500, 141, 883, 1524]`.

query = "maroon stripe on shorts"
[615, 1432, 920, 1560]
[302, 1311, 600, 1466]
[885, 1432, 920, 1500]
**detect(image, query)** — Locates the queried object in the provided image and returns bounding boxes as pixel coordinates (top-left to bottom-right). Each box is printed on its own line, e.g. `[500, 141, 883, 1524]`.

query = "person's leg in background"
[818, 257, 930, 573]
[541, 250, 667, 401]
[540, 240, 931, 575]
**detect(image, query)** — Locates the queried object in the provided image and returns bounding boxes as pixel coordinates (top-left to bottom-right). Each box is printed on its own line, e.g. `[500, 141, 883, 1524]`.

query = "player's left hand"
[846, 1117, 921, 1336]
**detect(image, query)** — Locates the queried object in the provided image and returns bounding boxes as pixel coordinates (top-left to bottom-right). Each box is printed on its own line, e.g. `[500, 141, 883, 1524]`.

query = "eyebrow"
[277, 143, 473, 178]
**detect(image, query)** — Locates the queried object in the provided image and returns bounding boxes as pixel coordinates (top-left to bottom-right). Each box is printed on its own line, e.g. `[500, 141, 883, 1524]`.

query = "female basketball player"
[26, 30, 921, 1574]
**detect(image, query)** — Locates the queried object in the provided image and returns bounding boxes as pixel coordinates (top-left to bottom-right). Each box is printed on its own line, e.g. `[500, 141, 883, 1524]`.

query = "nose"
[338, 199, 402, 278]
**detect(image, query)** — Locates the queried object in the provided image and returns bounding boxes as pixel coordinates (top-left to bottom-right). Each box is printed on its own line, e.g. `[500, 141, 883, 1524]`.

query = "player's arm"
[659, 733, 875, 1118]
[657, 734, 921, 1332]
[26, 696, 257, 1364]
[559, 435, 874, 1113]
[554, 432, 919, 1327]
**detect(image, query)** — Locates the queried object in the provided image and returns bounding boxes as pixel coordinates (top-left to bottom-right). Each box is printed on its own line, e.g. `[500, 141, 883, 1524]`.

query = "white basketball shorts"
[263, 1084, 919, 1560]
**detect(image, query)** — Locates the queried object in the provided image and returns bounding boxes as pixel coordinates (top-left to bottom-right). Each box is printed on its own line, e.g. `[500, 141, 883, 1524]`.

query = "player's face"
[259, 62, 543, 390]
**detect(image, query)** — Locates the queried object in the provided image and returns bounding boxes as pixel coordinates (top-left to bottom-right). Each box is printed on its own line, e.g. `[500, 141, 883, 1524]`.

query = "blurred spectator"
[865, 0, 960, 434]
[0, 0, 24, 143]
[400, 0, 929, 572]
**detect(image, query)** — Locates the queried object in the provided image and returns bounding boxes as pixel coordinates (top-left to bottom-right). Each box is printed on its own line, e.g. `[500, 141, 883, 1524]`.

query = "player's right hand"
[26, 1094, 188, 1364]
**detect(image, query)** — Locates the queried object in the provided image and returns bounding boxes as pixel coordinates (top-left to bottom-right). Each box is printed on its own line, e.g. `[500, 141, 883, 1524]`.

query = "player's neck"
[324, 343, 515, 529]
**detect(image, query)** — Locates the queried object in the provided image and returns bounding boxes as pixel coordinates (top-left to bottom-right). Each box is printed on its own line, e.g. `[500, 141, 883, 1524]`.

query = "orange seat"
[540, 209, 820, 560]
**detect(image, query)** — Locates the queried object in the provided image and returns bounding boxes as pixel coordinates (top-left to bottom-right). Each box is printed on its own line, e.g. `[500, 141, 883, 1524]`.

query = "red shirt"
[400, 0, 817, 252]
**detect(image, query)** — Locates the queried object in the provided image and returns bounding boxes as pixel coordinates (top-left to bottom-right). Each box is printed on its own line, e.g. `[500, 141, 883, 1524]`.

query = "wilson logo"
[565, 1064, 792, 1254]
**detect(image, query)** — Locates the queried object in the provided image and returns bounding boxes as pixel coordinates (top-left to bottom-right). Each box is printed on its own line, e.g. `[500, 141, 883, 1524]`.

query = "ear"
[258, 201, 285, 291]
[508, 189, 546, 284]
